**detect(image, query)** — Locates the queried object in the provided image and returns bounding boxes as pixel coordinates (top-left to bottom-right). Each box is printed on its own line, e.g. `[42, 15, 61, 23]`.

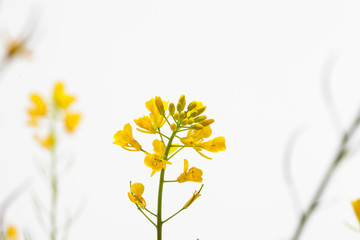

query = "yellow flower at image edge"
[64, 112, 81, 133]
[53, 82, 75, 109]
[352, 199, 360, 224]
[177, 159, 203, 183]
[113, 123, 142, 151]
[144, 139, 172, 177]
[6, 224, 18, 240]
[27, 93, 47, 126]
[128, 183, 146, 208]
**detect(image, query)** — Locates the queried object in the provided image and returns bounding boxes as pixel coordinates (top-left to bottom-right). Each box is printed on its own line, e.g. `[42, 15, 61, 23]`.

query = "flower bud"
[155, 96, 165, 115]
[170, 123, 177, 131]
[191, 124, 203, 130]
[173, 112, 180, 120]
[177, 95, 186, 112]
[181, 119, 188, 125]
[201, 119, 214, 127]
[194, 115, 207, 123]
[189, 111, 198, 118]
[169, 103, 175, 115]
[176, 103, 182, 113]
[187, 101, 197, 111]
[195, 106, 206, 116]
[179, 112, 186, 119]
[188, 118, 194, 125]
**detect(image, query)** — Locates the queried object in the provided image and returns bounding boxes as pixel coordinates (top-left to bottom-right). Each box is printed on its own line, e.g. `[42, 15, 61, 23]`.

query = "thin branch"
[283, 127, 306, 216]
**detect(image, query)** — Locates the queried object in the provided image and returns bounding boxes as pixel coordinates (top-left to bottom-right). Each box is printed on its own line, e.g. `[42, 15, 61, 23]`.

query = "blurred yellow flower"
[53, 82, 75, 109]
[6, 224, 18, 240]
[27, 93, 47, 126]
[352, 199, 360, 224]
[177, 159, 203, 183]
[113, 123, 142, 151]
[145, 98, 168, 129]
[144, 139, 171, 176]
[35, 134, 55, 149]
[128, 182, 146, 208]
[64, 112, 81, 133]
[134, 116, 157, 134]
[184, 190, 201, 209]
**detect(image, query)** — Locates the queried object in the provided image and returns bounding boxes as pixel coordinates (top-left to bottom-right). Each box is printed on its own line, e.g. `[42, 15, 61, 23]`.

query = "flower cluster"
[27, 81, 81, 149]
[113, 95, 226, 237]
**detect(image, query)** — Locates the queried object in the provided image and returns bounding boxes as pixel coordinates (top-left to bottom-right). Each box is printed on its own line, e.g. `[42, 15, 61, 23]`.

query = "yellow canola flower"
[144, 139, 175, 177]
[6, 224, 18, 240]
[53, 82, 75, 109]
[145, 98, 168, 129]
[181, 126, 226, 159]
[134, 116, 157, 134]
[352, 199, 360, 224]
[113, 123, 142, 151]
[184, 190, 201, 209]
[35, 134, 55, 150]
[27, 93, 47, 126]
[64, 112, 81, 133]
[128, 182, 146, 209]
[202, 137, 226, 153]
[177, 159, 203, 183]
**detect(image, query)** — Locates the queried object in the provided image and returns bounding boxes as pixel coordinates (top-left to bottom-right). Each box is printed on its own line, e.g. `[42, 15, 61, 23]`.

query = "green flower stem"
[144, 208, 157, 217]
[157, 127, 179, 240]
[163, 180, 177, 183]
[158, 129, 166, 147]
[135, 204, 157, 228]
[167, 146, 185, 161]
[290, 110, 360, 240]
[156, 131, 169, 140]
[50, 103, 58, 240]
[162, 208, 185, 224]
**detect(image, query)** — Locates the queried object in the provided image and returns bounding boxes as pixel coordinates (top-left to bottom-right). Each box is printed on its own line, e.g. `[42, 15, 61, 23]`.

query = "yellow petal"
[183, 159, 189, 172]
[64, 112, 81, 133]
[352, 199, 360, 224]
[202, 136, 226, 153]
[152, 139, 165, 156]
[130, 183, 145, 196]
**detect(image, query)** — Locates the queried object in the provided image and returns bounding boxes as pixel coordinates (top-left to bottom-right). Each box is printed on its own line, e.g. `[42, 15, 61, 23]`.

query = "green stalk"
[50, 103, 58, 240]
[157, 129, 178, 240]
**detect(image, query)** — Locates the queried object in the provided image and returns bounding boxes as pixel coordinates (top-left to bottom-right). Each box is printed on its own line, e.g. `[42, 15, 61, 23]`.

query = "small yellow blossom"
[27, 93, 47, 126]
[352, 199, 360, 224]
[144, 139, 172, 176]
[6, 39, 31, 59]
[145, 98, 168, 129]
[181, 126, 226, 159]
[134, 116, 157, 134]
[128, 182, 146, 208]
[53, 82, 75, 109]
[113, 123, 142, 151]
[184, 190, 201, 209]
[6, 224, 18, 240]
[35, 134, 55, 149]
[64, 112, 81, 133]
[177, 159, 203, 183]
[202, 137, 226, 153]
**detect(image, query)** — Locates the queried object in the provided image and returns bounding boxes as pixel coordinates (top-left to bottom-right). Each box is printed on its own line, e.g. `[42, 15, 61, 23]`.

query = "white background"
[0, 0, 360, 239]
